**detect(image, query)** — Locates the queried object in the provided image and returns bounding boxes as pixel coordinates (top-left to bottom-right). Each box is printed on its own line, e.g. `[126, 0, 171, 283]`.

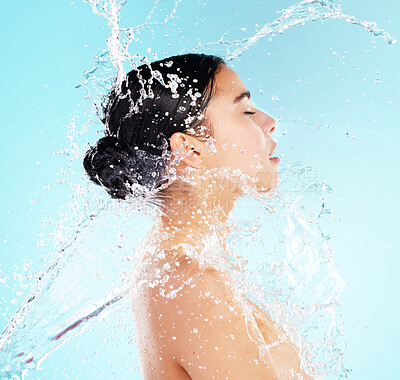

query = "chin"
[253, 170, 280, 193]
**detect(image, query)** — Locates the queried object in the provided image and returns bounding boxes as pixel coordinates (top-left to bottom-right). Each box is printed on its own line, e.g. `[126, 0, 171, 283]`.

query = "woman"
[83, 54, 310, 379]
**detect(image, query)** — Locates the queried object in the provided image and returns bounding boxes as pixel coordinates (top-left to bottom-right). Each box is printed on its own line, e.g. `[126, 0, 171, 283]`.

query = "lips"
[268, 142, 279, 163]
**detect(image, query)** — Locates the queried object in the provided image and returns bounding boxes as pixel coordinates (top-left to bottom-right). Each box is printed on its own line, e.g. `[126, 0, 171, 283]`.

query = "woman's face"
[202, 64, 280, 193]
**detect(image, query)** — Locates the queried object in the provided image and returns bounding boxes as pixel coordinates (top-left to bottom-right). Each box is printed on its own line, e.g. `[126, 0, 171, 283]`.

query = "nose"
[256, 109, 276, 134]
[267, 119, 276, 134]
[265, 113, 276, 134]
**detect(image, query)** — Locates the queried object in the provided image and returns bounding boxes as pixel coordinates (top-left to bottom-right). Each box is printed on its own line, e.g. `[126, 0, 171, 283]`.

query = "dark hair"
[83, 53, 225, 200]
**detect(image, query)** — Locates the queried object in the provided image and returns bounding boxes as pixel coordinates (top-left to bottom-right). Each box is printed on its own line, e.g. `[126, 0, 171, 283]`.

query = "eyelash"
[244, 111, 256, 115]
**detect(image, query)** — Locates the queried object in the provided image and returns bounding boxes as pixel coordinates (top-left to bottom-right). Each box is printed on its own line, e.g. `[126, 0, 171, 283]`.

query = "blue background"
[1, 0, 399, 378]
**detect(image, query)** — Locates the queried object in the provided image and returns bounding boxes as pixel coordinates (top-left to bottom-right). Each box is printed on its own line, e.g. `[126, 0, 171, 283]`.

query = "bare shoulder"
[131, 249, 225, 314]
[133, 253, 278, 379]
[131, 251, 309, 379]
[133, 249, 236, 311]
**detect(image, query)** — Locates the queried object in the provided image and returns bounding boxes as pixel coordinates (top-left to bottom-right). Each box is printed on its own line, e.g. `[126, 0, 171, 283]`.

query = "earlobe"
[170, 132, 202, 169]
[184, 147, 202, 169]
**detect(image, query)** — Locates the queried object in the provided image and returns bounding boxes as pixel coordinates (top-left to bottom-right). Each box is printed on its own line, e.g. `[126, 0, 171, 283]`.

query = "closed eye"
[244, 111, 256, 115]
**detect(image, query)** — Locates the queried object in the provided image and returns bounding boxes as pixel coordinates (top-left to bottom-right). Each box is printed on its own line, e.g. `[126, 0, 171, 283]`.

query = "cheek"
[237, 126, 266, 166]
[215, 122, 266, 172]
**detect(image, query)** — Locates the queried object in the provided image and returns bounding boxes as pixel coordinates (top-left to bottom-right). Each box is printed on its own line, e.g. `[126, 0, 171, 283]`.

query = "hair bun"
[83, 135, 169, 199]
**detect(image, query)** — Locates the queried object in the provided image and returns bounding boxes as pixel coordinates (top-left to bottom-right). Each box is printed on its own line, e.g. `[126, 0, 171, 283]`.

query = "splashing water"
[1, 0, 395, 378]
[219, 0, 396, 61]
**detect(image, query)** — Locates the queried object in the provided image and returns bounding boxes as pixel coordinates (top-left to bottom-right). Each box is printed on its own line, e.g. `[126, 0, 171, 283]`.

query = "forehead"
[213, 65, 247, 99]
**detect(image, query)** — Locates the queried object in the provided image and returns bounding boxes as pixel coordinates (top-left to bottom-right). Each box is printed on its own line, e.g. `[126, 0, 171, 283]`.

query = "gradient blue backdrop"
[1, 0, 399, 378]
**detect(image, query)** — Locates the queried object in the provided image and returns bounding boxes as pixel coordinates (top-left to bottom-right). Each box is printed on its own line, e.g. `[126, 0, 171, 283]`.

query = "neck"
[148, 177, 241, 253]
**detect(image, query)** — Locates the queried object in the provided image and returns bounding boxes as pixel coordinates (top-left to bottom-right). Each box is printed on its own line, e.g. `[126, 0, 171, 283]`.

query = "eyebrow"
[233, 90, 251, 104]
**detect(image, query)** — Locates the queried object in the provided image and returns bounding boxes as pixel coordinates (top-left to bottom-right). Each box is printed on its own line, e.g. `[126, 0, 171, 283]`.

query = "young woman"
[83, 54, 311, 379]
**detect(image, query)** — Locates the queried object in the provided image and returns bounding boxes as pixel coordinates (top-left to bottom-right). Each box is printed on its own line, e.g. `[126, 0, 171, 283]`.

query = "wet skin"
[131, 65, 311, 379]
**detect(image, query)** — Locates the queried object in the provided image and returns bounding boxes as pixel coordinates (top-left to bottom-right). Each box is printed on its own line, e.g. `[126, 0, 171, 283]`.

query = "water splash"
[1, 0, 395, 378]
[0, 201, 145, 377]
[0, 163, 346, 378]
[226, 163, 347, 376]
[203, 0, 396, 61]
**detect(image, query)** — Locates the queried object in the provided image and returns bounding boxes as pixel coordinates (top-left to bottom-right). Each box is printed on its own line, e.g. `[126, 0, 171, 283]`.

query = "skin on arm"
[131, 259, 193, 380]
[163, 262, 281, 379]
[132, 252, 312, 379]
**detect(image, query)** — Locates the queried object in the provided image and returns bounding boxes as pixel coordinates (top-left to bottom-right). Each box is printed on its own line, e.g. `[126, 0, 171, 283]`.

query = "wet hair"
[83, 53, 225, 200]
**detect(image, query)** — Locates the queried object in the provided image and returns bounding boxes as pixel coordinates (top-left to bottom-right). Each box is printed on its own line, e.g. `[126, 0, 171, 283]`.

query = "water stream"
[0, 0, 395, 378]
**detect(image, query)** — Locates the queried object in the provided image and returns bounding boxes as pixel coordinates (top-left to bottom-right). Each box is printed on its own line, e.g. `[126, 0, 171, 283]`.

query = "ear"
[170, 132, 203, 169]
